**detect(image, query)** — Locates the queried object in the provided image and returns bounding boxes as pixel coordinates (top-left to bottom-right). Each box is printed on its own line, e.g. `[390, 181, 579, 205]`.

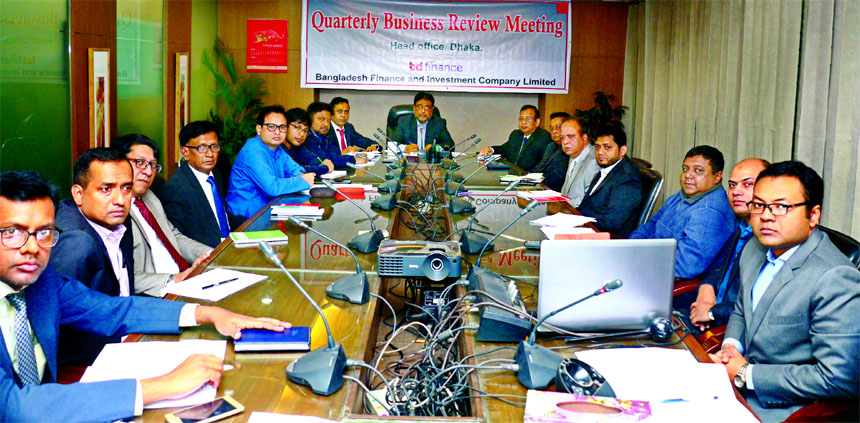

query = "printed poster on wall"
[247, 19, 288, 73]
[301, 0, 571, 93]
[88, 48, 111, 148]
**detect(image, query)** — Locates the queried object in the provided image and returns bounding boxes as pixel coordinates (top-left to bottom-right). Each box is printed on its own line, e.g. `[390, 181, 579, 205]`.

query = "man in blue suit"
[576, 123, 642, 237]
[0, 170, 291, 422]
[329, 97, 377, 153]
[296, 102, 367, 169]
[391, 92, 455, 151]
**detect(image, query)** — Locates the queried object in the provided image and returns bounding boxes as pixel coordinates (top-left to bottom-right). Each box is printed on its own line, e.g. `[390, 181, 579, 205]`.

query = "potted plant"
[573, 91, 627, 141]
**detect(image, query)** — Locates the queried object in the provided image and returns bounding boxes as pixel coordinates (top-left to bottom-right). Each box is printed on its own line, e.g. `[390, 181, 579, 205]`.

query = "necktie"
[561, 157, 579, 196]
[418, 127, 425, 150]
[515, 135, 529, 166]
[134, 198, 190, 271]
[716, 226, 753, 303]
[206, 176, 231, 238]
[586, 171, 602, 196]
[337, 128, 347, 151]
[8, 292, 40, 385]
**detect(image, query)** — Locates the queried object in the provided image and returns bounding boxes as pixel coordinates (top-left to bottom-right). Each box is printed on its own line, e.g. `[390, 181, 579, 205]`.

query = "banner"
[248, 19, 289, 73]
[301, 0, 571, 93]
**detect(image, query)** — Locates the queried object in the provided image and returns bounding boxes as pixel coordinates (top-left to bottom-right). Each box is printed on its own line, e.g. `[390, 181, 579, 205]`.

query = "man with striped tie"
[113, 134, 212, 297]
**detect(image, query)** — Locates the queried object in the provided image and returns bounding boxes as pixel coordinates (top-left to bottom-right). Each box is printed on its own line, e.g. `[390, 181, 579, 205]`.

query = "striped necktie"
[134, 198, 190, 271]
[7, 292, 40, 385]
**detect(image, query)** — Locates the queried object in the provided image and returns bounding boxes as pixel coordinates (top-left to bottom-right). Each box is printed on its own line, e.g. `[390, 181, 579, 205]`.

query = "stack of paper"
[230, 230, 289, 247]
[517, 190, 571, 202]
[500, 173, 544, 185]
[80, 340, 226, 409]
[270, 203, 324, 220]
[320, 170, 347, 179]
[530, 213, 598, 239]
[163, 267, 268, 301]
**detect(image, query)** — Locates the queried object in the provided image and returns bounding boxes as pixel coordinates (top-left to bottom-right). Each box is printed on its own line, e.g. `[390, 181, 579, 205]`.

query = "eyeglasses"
[128, 158, 163, 173]
[518, 117, 535, 123]
[747, 201, 808, 216]
[414, 105, 433, 111]
[0, 228, 61, 249]
[263, 123, 288, 133]
[289, 124, 309, 135]
[184, 144, 221, 153]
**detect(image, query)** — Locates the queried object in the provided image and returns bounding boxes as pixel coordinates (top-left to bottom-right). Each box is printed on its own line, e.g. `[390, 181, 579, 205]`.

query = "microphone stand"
[514, 279, 623, 390]
[374, 130, 408, 177]
[459, 179, 522, 254]
[347, 162, 400, 194]
[258, 241, 346, 396]
[441, 136, 480, 170]
[322, 180, 385, 253]
[286, 216, 369, 304]
[449, 156, 501, 214]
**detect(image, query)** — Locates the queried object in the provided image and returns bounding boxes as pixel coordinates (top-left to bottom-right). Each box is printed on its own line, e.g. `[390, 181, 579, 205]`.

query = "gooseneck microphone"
[258, 241, 346, 396]
[373, 132, 408, 179]
[286, 216, 370, 304]
[459, 179, 522, 254]
[474, 199, 539, 266]
[346, 162, 400, 194]
[448, 156, 501, 215]
[321, 180, 385, 253]
[514, 279, 623, 390]
[441, 136, 481, 170]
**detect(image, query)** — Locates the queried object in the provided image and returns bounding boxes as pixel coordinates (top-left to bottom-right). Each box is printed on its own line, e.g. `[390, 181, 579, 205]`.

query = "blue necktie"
[716, 225, 753, 303]
[206, 176, 231, 238]
[7, 292, 40, 385]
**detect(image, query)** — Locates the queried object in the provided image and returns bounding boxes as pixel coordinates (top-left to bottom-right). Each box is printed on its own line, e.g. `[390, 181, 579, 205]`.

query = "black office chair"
[636, 168, 663, 227]
[819, 226, 860, 268]
[385, 104, 441, 139]
[629, 157, 652, 170]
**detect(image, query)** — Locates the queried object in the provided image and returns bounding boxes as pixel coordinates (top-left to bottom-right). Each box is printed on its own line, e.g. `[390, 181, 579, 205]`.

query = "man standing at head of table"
[391, 91, 454, 153]
[226, 105, 316, 219]
[478, 105, 551, 172]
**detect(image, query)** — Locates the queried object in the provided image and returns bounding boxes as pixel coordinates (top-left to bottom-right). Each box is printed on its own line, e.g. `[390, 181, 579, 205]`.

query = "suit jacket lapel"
[740, 241, 767, 349]
[25, 277, 56, 383]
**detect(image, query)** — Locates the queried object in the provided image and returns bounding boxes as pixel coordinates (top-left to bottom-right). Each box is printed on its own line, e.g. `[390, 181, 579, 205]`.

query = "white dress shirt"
[187, 166, 223, 234]
[81, 209, 130, 296]
[589, 158, 622, 195]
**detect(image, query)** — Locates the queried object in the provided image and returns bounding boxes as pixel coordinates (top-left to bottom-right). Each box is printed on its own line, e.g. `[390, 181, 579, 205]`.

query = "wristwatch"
[707, 309, 715, 321]
[733, 364, 749, 389]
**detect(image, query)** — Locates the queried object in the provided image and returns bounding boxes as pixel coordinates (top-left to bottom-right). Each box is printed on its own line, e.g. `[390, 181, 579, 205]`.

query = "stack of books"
[229, 230, 289, 248]
[500, 173, 544, 185]
[270, 203, 324, 220]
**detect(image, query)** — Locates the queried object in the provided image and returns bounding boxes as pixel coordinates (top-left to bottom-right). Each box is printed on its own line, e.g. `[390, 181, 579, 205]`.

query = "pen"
[201, 277, 239, 290]
[317, 157, 324, 164]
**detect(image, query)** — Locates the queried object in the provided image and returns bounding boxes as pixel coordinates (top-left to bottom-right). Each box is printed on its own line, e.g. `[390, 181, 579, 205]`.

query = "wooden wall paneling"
[69, 0, 117, 160]
[166, 0, 193, 175]
[218, 0, 314, 111]
[544, 1, 628, 129]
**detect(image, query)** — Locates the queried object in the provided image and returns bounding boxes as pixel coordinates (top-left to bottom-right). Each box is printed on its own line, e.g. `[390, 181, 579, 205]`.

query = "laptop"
[537, 239, 676, 332]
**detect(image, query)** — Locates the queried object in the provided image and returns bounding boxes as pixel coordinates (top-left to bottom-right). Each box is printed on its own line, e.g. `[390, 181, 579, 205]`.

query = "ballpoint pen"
[201, 277, 239, 290]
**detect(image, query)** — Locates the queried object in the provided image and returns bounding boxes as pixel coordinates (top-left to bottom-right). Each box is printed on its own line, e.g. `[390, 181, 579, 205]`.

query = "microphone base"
[449, 197, 475, 214]
[459, 231, 493, 255]
[444, 171, 465, 183]
[348, 229, 384, 253]
[514, 341, 563, 390]
[285, 344, 347, 396]
[371, 194, 398, 211]
[387, 167, 406, 181]
[326, 272, 370, 304]
[444, 180, 464, 196]
[441, 158, 457, 169]
[378, 179, 401, 194]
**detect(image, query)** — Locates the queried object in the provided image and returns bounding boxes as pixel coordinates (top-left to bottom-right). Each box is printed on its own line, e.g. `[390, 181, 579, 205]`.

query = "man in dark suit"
[298, 102, 367, 169]
[158, 121, 244, 248]
[479, 105, 552, 172]
[50, 148, 136, 365]
[329, 97, 377, 153]
[531, 112, 571, 191]
[712, 161, 860, 421]
[0, 170, 291, 422]
[682, 158, 769, 334]
[576, 123, 642, 237]
[391, 91, 455, 151]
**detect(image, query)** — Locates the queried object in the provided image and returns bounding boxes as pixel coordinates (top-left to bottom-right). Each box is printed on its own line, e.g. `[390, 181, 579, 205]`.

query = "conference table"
[132, 158, 752, 422]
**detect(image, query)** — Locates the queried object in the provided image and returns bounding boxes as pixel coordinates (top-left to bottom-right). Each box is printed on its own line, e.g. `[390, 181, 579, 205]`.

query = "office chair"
[628, 157, 652, 169]
[819, 225, 860, 268]
[636, 168, 663, 227]
[385, 104, 442, 139]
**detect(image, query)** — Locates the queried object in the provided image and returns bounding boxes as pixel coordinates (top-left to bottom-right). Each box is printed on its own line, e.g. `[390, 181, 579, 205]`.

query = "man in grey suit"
[711, 161, 860, 422]
[112, 134, 212, 297]
[558, 117, 600, 207]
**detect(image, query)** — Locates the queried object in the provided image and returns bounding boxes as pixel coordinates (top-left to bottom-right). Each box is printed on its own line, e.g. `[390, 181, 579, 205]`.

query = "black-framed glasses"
[289, 124, 309, 135]
[184, 144, 221, 153]
[128, 158, 163, 173]
[263, 123, 288, 133]
[0, 228, 61, 248]
[747, 201, 808, 216]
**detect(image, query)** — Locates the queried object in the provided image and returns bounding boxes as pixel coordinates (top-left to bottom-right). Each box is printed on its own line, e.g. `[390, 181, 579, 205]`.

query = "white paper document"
[539, 226, 596, 239]
[248, 412, 337, 423]
[530, 213, 596, 228]
[320, 170, 347, 179]
[81, 340, 227, 409]
[163, 268, 268, 301]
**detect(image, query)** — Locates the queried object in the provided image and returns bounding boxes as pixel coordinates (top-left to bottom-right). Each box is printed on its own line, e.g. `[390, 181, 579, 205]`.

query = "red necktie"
[134, 198, 190, 271]
[337, 128, 347, 151]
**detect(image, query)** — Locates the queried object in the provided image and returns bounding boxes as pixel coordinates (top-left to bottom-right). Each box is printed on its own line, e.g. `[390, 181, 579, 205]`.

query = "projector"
[377, 240, 461, 281]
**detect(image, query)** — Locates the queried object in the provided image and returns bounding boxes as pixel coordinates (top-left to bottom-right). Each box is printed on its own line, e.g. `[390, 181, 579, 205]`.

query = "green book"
[229, 230, 289, 248]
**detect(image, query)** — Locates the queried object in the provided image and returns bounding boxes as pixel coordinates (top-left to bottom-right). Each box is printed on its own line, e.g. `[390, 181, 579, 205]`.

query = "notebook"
[234, 327, 311, 352]
[229, 230, 289, 248]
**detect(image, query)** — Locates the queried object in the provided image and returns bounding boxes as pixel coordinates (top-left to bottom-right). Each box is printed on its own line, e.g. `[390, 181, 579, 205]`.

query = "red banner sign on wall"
[247, 19, 288, 73]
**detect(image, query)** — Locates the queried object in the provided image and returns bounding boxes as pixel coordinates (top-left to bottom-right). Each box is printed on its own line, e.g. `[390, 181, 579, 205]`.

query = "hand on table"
[321, 159, 335, 173]
[342, 146, 361, 154]
[478, 147, 493, 156]
[709, 343, 748, 380]
[690, 284, 717, 331]
[404, 144, 419, 154]
[194, 305, 292, 340]
[365, 145, 379, 152]
[300, 173, 315, 186]
[173, 251, 212, 283]
[141, 353, 224, 404]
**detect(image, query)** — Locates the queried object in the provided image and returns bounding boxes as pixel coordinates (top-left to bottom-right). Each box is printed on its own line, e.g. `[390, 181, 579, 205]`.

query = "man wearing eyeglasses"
[279, 107, 333, 177]
[711, 161, 860, 421]
[112, 134, 213, 297]
[530, 112, 572, 191]
[158, 121, 245, 248]
[0, 170, 293, 423]
[391, 92, 454, 153]
[629, 145, 736, 279]
[478, 105, 551, 172]
[226, 105, 315, 219]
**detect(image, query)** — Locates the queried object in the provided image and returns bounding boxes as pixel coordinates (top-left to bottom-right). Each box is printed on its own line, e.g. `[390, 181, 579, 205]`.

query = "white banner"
[301, 0, 571, 93]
